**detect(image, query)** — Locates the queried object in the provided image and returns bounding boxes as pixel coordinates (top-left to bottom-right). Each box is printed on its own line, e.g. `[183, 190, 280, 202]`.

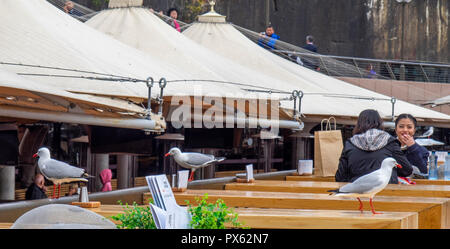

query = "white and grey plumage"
[164, 147, 225, 181]
[418, 126, 434, 138]
[328, 157, 401, 214]
[33, 147, 92, 198]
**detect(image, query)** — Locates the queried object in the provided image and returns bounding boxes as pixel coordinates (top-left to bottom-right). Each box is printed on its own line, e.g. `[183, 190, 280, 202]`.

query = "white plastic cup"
[298, 160, 313, 175]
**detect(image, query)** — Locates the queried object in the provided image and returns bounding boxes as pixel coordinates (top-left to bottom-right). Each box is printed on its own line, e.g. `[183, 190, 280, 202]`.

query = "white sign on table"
[146, 175, 191, 229]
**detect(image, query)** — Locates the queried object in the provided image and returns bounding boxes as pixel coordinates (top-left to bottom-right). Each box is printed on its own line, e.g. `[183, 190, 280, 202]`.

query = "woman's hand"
[399, 133, 415, 147]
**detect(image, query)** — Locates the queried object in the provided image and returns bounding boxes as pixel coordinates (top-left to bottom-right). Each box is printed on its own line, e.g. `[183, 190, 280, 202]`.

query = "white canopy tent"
[85, 5, 305, 129]
[181, 9, 450, 126]
[0, 0, 259, 100]
[0, 0, 302, 130]
[0, 67, 162, 130]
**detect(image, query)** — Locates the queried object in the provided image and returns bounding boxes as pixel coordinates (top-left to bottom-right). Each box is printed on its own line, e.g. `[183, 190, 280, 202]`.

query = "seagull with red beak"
[328, 157, 402, 214]
[33, 147, 93, 199]
[164, 147, 225, 181]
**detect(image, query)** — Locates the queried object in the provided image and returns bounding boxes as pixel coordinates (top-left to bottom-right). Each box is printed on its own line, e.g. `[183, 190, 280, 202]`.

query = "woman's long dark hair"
[353, 109, 384, 135]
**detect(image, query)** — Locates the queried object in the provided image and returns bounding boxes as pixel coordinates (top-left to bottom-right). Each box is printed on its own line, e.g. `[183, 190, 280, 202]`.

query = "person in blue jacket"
[258, 25, 280, 50]
[395, 113, 429, 174]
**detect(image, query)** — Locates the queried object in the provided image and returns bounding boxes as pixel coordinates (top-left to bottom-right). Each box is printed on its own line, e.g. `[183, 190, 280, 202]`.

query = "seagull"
[33, 147, 93, 199]
[418, 126, 434, 138]
[164, 147, 225, 182]
[327, 157, 402, 214]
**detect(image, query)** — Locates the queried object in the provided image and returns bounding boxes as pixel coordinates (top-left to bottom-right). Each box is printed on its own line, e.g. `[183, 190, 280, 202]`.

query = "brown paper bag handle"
[328, 117, 337, 130]
[320, 117, 337, 131]
[320, 119, 328, 131]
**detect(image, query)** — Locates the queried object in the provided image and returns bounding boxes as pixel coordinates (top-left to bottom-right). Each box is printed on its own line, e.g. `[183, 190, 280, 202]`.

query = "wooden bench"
[86, 204, 418, 229]
[142, 189, 449, 229]
[225, 180, 450, 198]
[286, 175, 450, 185]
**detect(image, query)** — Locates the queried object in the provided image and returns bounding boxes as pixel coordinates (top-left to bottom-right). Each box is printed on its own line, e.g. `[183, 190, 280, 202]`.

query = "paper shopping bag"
[314, 117, 343, 176]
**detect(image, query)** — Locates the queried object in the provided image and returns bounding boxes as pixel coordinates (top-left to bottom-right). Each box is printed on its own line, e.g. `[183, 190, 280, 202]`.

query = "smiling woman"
[395, 114, 429, 174]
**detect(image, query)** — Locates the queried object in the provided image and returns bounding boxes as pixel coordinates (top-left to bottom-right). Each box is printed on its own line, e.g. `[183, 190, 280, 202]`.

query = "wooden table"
[86, 204, 418, 229]
[143, 189, 449, 229]
[0, 223, 12, 229]
[226, 180, 450, 198]
[286, 175, 450, 185]
[232, 208, 417, 229]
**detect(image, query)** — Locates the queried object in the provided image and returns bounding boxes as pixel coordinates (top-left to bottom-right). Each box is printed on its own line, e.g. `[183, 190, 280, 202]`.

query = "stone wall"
[142, 0, 449, 63]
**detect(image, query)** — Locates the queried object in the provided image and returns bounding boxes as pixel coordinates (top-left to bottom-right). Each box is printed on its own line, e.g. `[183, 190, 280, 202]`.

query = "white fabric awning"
[0, 0, 248, 100]
[181, 11, 450, 123]
[0, 68, 162, 130]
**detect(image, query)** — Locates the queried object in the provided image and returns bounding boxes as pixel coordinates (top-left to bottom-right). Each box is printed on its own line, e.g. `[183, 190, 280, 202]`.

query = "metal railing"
[272, 50, 450, 84]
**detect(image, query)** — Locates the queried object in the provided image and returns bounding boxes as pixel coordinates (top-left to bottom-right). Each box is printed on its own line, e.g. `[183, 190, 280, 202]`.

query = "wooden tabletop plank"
[0, 223, 12, 229]
[225, 180, 450, 198]
[86, 204, 418, 229]
[286, 175, 450, 185]
[143, 189, 448, 229]
[234, 208, 418, 229]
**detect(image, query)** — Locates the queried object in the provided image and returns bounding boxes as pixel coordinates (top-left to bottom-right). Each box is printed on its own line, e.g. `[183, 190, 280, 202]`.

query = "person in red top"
[166, 7, 181, 32]
[100, 169, 112, 192]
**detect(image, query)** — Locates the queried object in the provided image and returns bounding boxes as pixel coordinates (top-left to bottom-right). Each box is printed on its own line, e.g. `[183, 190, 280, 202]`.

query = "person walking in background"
[301, 35, 320, 70]
[25, 173, 48, 200]
[258, 25, 280, 50]
[100, 168, 112, 192]
[63, 1, 83, 17]
[335, 109, 413, 184]
[394, 114, 429, 174]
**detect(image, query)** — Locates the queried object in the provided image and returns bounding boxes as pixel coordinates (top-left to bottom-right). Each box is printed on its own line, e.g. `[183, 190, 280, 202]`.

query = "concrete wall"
[338, 77, 450, 116]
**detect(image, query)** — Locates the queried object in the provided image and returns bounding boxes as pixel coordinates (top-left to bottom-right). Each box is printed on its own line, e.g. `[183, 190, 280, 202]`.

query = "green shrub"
[111, 199, 156, 229]
[186, 193, 247, 229]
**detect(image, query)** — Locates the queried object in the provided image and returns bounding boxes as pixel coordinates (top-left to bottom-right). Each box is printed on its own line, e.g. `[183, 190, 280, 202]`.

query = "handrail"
[271, 49, 450, 83]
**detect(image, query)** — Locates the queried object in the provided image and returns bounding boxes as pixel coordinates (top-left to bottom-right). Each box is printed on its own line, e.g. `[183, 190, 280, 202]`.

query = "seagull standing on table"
[328, 157, 402, 214]
[33, 147, 93, 199]
[165, 147, 225, 181]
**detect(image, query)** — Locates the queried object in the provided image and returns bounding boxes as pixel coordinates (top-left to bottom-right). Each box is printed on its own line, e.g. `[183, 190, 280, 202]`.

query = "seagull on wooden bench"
[328, 157, 402, 214]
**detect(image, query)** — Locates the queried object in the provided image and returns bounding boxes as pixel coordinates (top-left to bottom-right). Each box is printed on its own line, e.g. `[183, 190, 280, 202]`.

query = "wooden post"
[201, 149, 216, 180]
[117, 154, 130, 189]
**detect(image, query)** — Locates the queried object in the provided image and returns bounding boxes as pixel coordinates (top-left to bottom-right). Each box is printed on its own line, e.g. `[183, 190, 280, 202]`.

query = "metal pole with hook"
[146, 77, 154, 120]
[292, 90, 298, 118]
[297, 90, 304, 118]
[391, 97, 397, 121]
[158, 78, 167, 116]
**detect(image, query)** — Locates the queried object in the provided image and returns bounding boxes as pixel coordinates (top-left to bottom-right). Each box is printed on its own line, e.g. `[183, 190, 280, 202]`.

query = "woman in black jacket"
[335, 109, 413, 184]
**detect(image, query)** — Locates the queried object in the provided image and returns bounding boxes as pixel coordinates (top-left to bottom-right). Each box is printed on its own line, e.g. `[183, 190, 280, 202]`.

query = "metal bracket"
[291, 90, 303, 119]
[158, 78, 167, 116]
[146, 77, 154, 120]
[391, 97, 397, 121]
[291, 90, 298, 118]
